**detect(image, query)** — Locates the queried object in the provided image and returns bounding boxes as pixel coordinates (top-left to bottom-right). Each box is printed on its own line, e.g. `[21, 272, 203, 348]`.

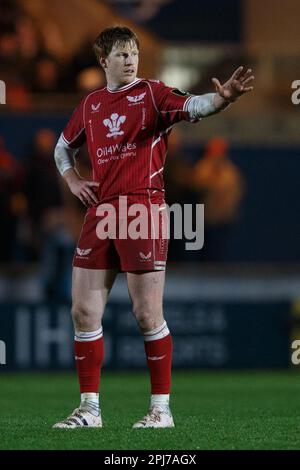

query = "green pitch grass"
[0, 370, 300, 450]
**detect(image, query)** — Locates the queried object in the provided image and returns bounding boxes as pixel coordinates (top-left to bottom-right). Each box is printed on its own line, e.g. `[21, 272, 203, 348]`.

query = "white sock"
[80, 392, 100, 417]
[150, 394, 170, 410]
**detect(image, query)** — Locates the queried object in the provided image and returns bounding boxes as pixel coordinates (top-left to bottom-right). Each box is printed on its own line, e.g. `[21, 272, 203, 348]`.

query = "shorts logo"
[76, 248, 92, 257]
[127, 92, 146, 104]
[91, 102, 101, 112]
[103, 113, 126, 138]
[139, 251, 152, 261]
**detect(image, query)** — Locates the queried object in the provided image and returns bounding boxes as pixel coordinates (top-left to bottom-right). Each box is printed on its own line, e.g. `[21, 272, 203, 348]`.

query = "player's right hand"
[69, 178, 100, 207]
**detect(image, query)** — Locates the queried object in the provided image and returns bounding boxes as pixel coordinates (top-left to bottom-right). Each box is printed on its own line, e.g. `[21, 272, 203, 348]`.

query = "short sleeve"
[62, 98, 86, 148]
[149, 80, 195, 127]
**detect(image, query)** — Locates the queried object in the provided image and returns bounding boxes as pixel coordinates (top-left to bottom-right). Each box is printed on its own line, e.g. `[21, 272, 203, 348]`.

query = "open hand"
[212, 66, 254, 102]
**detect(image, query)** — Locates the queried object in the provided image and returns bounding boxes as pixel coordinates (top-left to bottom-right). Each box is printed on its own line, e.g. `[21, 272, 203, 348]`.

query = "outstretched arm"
[212, 66, 254, 107]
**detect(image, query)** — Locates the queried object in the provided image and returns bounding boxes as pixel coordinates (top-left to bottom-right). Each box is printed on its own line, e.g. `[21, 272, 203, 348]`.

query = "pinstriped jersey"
[62, 78, 195, 203]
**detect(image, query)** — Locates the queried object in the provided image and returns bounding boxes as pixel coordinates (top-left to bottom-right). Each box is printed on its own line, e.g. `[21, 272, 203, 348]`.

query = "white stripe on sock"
[75, 327, 103, 342]
[143, 321, 170, 342]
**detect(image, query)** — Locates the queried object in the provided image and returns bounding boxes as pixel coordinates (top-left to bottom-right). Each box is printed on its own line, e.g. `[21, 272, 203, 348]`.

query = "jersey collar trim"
[106, 78, 142, 93]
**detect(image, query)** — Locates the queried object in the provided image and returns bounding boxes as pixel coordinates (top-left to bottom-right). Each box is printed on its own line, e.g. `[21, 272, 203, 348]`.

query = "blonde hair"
[93, 26, 139, 64]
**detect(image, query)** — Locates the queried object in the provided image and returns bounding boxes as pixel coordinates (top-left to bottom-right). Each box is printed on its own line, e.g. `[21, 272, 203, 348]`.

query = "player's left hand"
[212, 66, 254, 102]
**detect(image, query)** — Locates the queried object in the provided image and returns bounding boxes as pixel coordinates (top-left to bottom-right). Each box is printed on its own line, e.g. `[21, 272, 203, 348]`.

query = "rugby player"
[53, 26, 254, 428]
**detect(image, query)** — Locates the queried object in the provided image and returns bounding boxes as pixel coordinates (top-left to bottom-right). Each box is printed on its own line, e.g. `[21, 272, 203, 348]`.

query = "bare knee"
[132, 304, 163, 332]
[72, 303, 99, 331]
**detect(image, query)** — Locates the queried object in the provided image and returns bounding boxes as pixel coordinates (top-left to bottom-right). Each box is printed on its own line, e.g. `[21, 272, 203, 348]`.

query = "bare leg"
[127, 270, 165, 332]
[127, 270, 174, 428]
[71, 267, 118, 331]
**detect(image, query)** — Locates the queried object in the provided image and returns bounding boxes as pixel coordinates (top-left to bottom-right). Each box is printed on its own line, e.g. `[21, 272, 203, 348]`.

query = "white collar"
[107, 78, 141, 93]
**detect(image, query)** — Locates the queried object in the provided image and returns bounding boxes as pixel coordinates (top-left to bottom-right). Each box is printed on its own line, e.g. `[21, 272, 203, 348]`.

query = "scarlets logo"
[126, 92, 146, 104]
[103, 113, 126, 138]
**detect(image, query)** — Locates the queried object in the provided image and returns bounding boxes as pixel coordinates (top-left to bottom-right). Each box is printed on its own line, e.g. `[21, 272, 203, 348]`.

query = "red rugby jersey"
[62, 78, 195, 203]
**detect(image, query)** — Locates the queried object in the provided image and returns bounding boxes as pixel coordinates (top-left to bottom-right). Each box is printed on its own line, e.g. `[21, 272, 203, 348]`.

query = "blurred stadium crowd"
[0, 0, 247, 109]
[0, 0, 106, 110]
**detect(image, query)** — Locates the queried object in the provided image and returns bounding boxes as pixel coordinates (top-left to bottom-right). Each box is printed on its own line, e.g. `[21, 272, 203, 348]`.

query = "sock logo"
[75, 356, 86, 361]
[147, 355, 166, 361]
